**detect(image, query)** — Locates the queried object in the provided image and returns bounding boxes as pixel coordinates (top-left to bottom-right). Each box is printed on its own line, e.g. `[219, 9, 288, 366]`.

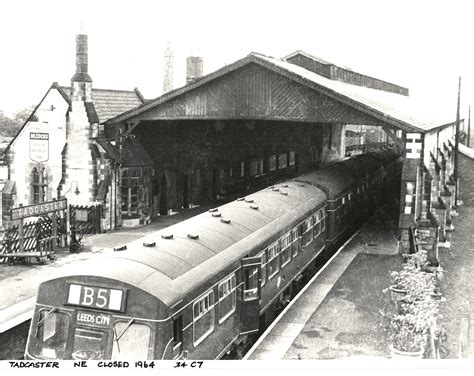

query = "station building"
[2, 35, 463, 270]
[2, 34, 147, 230]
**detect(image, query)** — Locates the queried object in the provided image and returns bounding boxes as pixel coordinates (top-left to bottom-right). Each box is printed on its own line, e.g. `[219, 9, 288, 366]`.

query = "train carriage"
[26, 181, 328, 360]
[25, 150, 401, 360]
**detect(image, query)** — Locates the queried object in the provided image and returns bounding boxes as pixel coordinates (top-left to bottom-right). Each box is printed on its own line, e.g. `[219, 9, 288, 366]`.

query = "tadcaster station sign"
[11, 198, 67, 220]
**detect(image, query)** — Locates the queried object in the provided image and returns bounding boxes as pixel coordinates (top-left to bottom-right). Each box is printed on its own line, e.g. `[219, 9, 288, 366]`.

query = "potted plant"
[387, 251, 436, 306]
[382, 250, 442, 358]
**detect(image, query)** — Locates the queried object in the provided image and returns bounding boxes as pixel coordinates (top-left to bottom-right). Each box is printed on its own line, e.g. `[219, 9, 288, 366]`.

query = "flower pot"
[389, 285, 407, 302]
[389, 345, 424, 359]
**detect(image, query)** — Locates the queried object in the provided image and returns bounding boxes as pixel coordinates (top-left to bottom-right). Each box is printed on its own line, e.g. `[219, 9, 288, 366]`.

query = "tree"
[0, 106, 35, 138]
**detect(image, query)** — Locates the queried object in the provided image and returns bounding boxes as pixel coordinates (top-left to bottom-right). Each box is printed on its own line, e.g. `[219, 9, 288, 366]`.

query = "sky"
[1, 0, 473, 123]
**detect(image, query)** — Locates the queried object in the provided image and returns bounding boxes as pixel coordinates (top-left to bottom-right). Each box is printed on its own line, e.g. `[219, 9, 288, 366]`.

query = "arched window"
[31, 167, 48, 204]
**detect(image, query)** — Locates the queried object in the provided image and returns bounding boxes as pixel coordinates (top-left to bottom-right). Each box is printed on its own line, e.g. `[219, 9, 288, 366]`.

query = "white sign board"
[29, 132, 49, 162]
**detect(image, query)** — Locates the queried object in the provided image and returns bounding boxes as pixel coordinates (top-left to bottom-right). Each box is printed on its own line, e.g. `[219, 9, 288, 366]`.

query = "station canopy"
[107, 51, 456, 134]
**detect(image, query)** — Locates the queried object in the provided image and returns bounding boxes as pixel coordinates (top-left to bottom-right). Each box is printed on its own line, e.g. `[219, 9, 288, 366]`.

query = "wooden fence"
[0, 216, 63, 258]
[69, 204, 102, 234]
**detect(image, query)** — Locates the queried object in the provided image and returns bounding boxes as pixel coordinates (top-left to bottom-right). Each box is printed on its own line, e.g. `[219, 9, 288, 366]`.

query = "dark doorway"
[160, 174, 168, 215]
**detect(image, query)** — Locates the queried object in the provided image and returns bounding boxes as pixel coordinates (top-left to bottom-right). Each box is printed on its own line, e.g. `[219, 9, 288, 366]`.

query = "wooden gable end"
[137, 63, 381, 125]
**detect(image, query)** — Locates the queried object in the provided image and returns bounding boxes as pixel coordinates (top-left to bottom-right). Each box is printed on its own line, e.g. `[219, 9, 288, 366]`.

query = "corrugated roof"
[59, 86, 145, 123]
[254, 53, 455, 131]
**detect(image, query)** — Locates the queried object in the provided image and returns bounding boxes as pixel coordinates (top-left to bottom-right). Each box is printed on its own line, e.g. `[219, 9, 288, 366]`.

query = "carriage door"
[240, 256, 261, 335]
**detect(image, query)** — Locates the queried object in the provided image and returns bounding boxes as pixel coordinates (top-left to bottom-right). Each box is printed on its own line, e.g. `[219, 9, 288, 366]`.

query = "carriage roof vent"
[237, 197, 245, 201]
[161, 234, 173, 239]
[143, 241, 156, 247]
[280, 191, 288, 196]
[221, 218, 231, 224]
[212, 212, 222, 217]
[298, 183, 305, 187]
[281, 184, 289, 188]
[272, 188, 279, 191]
[250, 205, 259, 210]
[187, 233, 199, 240]
[245, 198, 254, 203]
[209, 208, 219, 212]
[268, 186, 275, 189]
[114, 245, 127, 252]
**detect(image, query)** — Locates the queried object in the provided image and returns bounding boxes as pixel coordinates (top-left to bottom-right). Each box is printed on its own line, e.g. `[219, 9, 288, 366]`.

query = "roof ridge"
[57, 85, 140, 94]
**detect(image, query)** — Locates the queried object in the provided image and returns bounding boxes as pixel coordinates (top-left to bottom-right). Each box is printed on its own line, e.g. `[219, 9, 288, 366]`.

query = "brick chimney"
[186, 56, 203, 84]
[71, 34, 93, 102]
[62, 32, 96, 205]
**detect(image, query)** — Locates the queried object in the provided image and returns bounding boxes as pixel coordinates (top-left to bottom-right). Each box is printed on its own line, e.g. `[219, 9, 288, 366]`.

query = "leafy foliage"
[381, 250, 442, 353]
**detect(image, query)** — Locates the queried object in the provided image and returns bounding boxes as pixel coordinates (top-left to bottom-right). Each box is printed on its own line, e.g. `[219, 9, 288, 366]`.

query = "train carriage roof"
[65, 181, 327, 306]
[294, 149, 399, 198]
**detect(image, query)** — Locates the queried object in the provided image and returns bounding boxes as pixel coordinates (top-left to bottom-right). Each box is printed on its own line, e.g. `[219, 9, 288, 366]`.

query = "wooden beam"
[382, 125, 405, 150]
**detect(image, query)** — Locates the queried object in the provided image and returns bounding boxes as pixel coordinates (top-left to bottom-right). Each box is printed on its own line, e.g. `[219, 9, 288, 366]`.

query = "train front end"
[25, 275, 169, 360]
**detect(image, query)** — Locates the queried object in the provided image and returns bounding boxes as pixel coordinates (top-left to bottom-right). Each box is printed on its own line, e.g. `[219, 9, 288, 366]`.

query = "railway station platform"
[245, 205, 474, 360]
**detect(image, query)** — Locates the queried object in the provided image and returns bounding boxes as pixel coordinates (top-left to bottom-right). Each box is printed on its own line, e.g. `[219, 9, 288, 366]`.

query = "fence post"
[51, 199, 57, 253]
[18, 204, 24, 253]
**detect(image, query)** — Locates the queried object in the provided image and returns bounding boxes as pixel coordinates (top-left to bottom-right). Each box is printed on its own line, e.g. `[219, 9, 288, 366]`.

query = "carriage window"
[313, 211, 322, 238]
[111, 322, 150, 359]
[267, 242, 280, 278]
[259, 251, 267, 286]
[218, 274, 236, 323]
[36, 310, 69, 359]
[193, 291, 215, 346]
[290, 228, 299, 257]
[244, 267, 259, 300]
[321, 208, 327, 232]
[280, 233, 291, 267]
[302, 217, 313, 246]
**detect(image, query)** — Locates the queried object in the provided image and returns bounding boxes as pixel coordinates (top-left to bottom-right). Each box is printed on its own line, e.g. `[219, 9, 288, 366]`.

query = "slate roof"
[59, 86, 145, 124]
[107, 52, 456, 134]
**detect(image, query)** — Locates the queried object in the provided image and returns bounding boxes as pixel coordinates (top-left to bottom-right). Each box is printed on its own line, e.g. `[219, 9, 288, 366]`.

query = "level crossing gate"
[0, 198, 67, 264]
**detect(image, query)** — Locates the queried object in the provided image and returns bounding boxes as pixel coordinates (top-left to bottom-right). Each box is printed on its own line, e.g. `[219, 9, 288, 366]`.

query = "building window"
[31, 167, 48, 204]
[122, 168, 141, 216]
[250, 160, 258, 177]
[240, 162, 245, 178]
[250, 158, 264, 177]
[193, 290, 215, 346]
[218, 274, 236, 323]
[269, 155, 276, 172]
[289, 151, 296, 166]
[278, 153, 287, 169]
